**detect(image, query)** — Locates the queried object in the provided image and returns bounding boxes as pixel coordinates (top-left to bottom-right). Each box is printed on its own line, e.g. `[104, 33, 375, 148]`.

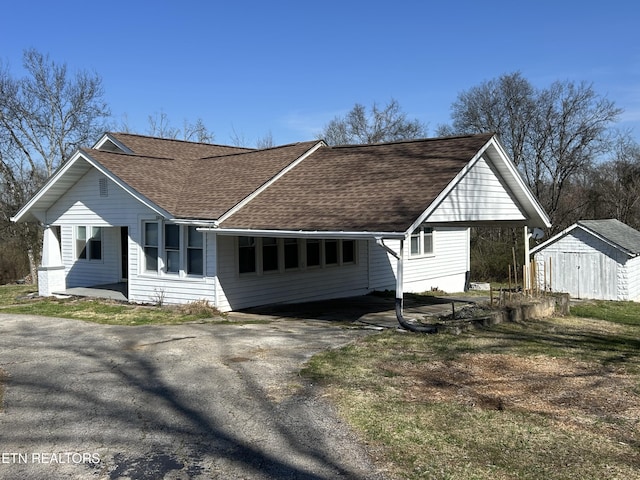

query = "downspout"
[376, 238, 436, 333]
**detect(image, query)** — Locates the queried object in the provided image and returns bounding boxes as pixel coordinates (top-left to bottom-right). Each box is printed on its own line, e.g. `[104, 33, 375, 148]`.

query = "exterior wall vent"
[99, 178, 109, 197]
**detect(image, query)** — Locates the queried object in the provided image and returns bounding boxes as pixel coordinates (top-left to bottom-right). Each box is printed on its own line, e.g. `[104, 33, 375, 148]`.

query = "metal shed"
[532, 219, 640, 301]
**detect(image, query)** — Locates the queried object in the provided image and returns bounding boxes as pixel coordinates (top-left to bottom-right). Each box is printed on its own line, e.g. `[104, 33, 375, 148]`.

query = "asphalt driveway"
[0, 312, 387, 479]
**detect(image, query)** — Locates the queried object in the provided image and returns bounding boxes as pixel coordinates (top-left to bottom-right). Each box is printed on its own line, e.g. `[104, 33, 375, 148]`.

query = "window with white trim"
[284, 238, 300, 270]
[262, 237, 279, 272]
[143, 222, 159, 272]
[76, 226, 103, 261]
[145, 222, 205, 276]
[164, 224, 180, 273]
[238, 236, 257, 274]
[410, 225, 434, 257]
[187, 226, 204, 275]
[238, 237, 357, 274]
[342, 240, 356, 264]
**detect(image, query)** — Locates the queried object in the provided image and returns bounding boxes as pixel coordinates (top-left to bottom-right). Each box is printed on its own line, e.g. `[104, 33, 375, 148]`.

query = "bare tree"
[586, 134, 640, 228]
[146, 111, 215, 143]
[448, 72, 621, 231]
[451, 72, 535, 167]
[319, 99, 427, 145]
[255, 131, 274, 149]
[0, 49, 110, 177]
[0, 49, 110, 282]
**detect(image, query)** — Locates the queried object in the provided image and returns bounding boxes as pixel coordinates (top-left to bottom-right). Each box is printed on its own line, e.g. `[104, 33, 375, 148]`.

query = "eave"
[11, 149, 172, 223]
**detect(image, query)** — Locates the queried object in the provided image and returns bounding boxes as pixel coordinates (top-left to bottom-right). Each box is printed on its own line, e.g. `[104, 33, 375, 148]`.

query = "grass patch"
[303, 314, 640, 479]
[0, 284, 260, 326]
[571, 300, 640, 326]
[0, 284, 37, 306]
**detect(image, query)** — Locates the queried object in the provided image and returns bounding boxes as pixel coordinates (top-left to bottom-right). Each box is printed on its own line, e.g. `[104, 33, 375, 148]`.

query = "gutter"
[197, 227, 406, 240]
[376, 238, 436, 333]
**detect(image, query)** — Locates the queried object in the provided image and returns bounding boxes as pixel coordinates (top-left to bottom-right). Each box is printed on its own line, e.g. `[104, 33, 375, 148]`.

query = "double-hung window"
[76, 226, 102, 261]
[164, 224, 180, 273]
[187, 227, 204, 275]
[145, 222, 205, 276]
[262, 237, 279, 272]
[238, 237, 257, 274]
[410, 225, 434, 257]
[144, 222, 159, 272]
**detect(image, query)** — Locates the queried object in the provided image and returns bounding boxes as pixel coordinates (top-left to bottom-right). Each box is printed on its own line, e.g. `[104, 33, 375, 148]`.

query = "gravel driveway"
[0, 313, 387, 479]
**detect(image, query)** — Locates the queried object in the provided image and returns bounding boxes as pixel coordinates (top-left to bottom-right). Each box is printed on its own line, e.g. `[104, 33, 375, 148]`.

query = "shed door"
[560, 252, 612, 300]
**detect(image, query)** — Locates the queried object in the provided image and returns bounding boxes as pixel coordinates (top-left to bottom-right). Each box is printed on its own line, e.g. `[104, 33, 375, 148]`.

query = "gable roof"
[95, 132, 253, 159]
[220, 134, 497, 231]
[85, 140, 322, 220]
[12, 131, 550, 235]
[531, 219, 640, 257]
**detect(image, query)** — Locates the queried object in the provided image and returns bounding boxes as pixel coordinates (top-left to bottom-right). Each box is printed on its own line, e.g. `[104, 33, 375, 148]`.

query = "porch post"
[38, 225, 65, 296]
[524, 226, 531, 291]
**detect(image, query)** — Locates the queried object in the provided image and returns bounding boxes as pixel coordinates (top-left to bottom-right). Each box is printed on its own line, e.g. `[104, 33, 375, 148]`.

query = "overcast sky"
[2, 0, 639, 146]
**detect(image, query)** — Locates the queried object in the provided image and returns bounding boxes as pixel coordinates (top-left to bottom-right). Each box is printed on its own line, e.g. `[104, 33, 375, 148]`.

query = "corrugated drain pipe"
[376, 238, 437, 333]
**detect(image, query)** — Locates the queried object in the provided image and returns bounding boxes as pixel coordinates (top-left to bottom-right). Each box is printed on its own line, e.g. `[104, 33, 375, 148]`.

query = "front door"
[120, 227, 128, 281]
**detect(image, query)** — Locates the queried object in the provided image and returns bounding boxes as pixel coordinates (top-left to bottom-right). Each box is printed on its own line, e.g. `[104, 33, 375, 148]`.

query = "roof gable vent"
[99, 178, 108, 197]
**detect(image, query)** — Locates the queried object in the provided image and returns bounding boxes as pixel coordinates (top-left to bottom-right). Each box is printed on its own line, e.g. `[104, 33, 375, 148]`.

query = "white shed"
[532, 219, 640, 301]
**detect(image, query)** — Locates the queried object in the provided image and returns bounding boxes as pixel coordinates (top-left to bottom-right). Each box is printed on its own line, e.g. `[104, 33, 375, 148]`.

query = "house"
[12, 132, 550, 313]
[532, 219, 640, 301]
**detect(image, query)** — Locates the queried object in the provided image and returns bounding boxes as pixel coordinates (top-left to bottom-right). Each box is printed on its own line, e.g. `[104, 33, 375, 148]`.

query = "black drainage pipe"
[395, 298, 437, 333]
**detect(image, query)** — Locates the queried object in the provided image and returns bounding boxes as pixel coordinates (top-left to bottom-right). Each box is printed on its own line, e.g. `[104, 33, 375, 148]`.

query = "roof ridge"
[196, 140, 323, 160]
[84, 147, 177, 162]
[328, 132, 494, 149]
[109, 131, 255, 151]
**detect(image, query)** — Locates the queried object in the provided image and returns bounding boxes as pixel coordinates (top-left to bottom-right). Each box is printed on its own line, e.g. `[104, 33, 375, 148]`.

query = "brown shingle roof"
[86, 141, 321, 219]
[87, 132, 494, 231]
[220, 134, 494, 232]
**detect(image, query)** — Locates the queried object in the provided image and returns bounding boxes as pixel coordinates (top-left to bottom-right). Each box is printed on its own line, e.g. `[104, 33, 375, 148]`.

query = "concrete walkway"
[236, 294, 486, 329]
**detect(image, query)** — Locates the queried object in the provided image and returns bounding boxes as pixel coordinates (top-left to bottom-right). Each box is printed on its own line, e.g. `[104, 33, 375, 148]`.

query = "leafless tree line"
[0, 50, 637, 283]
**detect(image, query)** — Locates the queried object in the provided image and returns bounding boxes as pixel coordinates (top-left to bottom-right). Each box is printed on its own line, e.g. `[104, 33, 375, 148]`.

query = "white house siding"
[427, 156, 526, 223]
[215, 236, 370, 311]
[46, 169, 155, 291]
[59, 225, 120, 287]
[534, 229, 621, 300]
[368, 228, 470, 293]
[45, 168, 216, 303]
[127, 232, 217, 306]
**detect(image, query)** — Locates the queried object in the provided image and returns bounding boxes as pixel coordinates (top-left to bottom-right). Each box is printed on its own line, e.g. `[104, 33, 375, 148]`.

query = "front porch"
[54, 282, 128, 302]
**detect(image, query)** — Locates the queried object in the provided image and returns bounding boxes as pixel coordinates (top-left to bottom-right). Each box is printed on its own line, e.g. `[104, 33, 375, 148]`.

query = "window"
[143, 222, 159, 271]
[325, 239, 338, 265]
[284, 238, 299, 269]
[342, 240, 355, 264]
[143, 222, 205, 276]
[187, 226, 204, 275]
[410, 225, 434, 257]
[76, 226, 102, 261]
[306, 239, 321, 267]
[262, 237, 279, 272]
[164, 224, 180, 273]
[239, 236, 256, 273]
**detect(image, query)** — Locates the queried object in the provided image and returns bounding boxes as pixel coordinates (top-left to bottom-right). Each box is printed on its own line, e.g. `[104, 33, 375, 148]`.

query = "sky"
[2, 0, 639, 147]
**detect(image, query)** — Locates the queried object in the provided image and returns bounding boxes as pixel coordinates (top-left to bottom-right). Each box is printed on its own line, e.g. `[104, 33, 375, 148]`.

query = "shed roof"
[578, 219, 640, 255]
[531, 219, 640, 257]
